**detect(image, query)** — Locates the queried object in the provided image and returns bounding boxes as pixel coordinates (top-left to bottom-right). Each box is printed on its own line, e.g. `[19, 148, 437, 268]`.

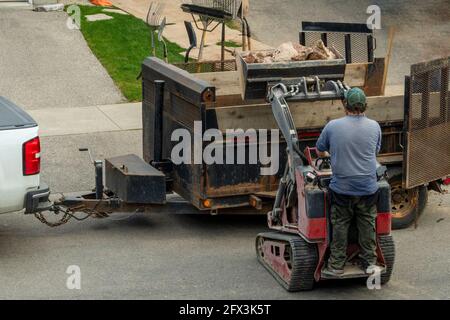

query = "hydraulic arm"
[267, 78, 349, 223]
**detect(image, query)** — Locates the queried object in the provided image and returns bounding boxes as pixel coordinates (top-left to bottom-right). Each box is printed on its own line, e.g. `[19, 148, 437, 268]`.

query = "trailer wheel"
[389, 174, 419, 229]
[378, 235, 395, 285]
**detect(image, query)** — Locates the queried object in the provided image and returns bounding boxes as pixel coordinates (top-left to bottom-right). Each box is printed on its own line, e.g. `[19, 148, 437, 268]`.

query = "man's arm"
[376, 123, 382, 154]
[316, 125, 330, 158]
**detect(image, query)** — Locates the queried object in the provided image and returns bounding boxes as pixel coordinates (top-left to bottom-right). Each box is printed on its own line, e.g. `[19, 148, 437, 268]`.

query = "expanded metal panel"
[404, 56, 450, 188]
[327, 32, 346, 59]
[303, 32, 321, 47]
[350, 33, 369, 63]
[300, 22, 374, 63]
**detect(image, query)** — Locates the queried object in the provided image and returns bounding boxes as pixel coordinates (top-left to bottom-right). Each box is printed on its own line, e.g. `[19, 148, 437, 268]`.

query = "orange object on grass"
[89, 0, 113, 6]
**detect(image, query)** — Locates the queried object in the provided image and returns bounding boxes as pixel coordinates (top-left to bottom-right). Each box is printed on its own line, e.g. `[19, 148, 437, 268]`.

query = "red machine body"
[257, 147, 395, 290]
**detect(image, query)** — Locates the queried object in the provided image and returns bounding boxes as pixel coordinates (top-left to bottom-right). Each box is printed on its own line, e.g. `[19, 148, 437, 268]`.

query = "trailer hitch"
[33, 193, 140, 227]
[33, 202, 109, 227]
[33, 147, 110, 227]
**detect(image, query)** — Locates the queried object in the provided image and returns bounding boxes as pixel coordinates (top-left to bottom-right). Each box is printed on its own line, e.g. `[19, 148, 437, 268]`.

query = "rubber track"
[378, 234, 395, 284]
[256, 232, 318, 291]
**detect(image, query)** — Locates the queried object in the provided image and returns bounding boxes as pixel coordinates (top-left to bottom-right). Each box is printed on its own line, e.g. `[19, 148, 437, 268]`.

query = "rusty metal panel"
[404, 56, 450, 188]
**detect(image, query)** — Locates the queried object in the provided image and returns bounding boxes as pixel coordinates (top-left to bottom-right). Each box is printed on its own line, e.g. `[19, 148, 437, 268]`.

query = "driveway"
[0, 9, 124, 110]
[248, 0, 450, 91]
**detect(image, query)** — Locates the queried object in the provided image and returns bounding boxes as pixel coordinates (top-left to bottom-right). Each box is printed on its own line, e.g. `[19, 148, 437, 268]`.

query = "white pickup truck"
[0, 97, 51, 215]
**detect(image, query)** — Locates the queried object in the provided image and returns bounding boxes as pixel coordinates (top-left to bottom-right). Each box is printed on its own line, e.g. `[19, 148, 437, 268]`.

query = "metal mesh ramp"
[300, 21, 375, 63]
[404, 56, 450, 188]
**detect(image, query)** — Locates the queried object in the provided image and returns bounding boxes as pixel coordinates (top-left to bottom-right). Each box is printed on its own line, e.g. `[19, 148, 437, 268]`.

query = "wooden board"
[364, 58, 387, 96]
[242, 0, 250, 16]
[196, 71, 241, 97]
[214, 95, 405, 130]
[377, 153, 403, 165]
[213, 91, 447, 131]
[344, 63, 368, 87]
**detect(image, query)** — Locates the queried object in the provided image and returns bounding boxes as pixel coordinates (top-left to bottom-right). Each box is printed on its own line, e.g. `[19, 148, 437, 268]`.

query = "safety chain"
[34, 203, 110, 228]
[34, 210, 73, 227]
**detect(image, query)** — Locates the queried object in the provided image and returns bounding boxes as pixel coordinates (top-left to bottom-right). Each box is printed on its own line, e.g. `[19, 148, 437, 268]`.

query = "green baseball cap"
[344, 87, 367, 107]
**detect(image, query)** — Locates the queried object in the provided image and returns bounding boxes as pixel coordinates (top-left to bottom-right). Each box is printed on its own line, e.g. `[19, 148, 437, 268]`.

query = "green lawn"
[216, 40, 241, 48]
[73, 6, 186, 102]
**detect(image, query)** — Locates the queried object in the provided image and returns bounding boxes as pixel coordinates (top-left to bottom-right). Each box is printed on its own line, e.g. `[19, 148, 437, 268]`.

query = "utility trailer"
[52, 22, 450, 231]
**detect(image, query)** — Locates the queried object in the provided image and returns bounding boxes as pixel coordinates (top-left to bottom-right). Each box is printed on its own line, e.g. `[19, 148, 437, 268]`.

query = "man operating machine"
[316, 88, 383, 277]
[256, 80, 394, 291]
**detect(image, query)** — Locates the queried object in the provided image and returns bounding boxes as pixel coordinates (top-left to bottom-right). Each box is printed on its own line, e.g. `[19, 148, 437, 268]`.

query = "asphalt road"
[0, 5, 449, 300]
[0, 9, 124, 110]
[5, 128, 450, 300]
[0, 186, 449, 299]
[248, 0, 450, 90]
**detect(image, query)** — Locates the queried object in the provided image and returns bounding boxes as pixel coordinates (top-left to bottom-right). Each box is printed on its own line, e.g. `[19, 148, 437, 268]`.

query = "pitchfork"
[146, 1, 166, 56]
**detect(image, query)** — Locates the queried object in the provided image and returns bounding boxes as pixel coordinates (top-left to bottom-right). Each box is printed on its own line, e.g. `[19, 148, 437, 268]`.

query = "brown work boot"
[321, 266, 345, 277]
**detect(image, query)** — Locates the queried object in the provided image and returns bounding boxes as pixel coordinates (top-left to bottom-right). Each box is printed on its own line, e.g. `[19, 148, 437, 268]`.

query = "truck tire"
[388, 171, 419, 229]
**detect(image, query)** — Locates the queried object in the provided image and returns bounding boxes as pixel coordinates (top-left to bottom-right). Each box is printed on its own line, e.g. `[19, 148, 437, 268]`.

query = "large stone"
[85, 13, 114, 22]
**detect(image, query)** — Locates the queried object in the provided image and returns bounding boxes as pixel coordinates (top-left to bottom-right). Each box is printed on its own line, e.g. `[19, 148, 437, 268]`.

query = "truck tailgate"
[0, 97, 40, 214]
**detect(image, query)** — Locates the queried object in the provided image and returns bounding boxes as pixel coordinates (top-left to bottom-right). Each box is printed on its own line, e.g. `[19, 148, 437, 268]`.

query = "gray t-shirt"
[316, 115, 382, 196]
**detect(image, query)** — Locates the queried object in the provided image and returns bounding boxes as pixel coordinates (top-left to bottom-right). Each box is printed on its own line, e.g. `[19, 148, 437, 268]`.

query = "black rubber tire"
[418, 185, 428, 216]
[378, 235, 395, 285]
[388, 172, 419, 230]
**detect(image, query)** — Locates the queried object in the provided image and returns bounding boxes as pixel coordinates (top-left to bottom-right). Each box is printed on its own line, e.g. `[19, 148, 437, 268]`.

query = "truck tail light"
[23, 137, 41, 176]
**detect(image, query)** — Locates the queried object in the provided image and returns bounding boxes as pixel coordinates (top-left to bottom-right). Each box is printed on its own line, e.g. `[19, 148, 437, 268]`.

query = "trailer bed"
[141, 57, 408, 212]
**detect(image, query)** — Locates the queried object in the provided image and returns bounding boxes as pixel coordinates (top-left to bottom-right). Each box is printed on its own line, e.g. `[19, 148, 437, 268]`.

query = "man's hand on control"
[317, 150, 330, 158]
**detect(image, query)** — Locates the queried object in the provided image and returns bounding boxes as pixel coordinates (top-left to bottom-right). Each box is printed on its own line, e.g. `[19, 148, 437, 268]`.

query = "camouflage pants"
[328, 191, 378, 270]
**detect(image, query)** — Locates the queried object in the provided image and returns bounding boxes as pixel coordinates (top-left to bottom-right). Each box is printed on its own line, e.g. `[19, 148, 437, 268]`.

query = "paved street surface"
[0, 188, 449, 299]
[0, 9, 124, 110]
[6, 117, 450, 299]
[248, 0, 450, 92]
[0, 6, 449, 300]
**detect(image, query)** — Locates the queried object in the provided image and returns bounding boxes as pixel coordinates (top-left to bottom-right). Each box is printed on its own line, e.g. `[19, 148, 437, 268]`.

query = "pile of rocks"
[243, 40, 341, 64]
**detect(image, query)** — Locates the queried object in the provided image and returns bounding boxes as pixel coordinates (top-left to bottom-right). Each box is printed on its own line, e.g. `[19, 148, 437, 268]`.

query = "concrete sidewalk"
[31, 102, 143, 192]
[30, 103, 142, 137]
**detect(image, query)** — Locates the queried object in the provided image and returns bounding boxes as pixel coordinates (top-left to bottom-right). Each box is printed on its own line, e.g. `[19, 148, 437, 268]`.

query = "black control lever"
[79, 148, 104, 200]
